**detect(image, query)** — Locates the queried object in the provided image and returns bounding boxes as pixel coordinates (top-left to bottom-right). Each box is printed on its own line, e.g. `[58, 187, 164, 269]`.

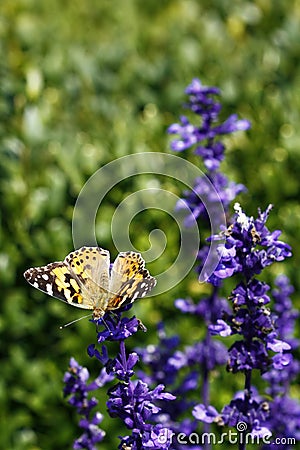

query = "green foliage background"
[1, 1, 299, 449]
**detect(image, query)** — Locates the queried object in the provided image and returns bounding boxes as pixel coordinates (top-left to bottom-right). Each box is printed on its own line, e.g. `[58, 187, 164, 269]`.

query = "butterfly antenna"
[59, 313, 93, 329]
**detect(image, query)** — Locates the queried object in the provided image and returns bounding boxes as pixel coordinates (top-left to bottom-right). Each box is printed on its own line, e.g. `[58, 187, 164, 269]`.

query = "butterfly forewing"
[23, 261, 96, 309]
[65, 247, 110, 292]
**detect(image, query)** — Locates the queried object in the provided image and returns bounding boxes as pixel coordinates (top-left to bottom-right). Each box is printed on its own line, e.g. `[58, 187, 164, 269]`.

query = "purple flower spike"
[107, 380, 175, 445]
[177, 172, 246, 228]
[73, 413, 106, 450]
[63, 358, 107, 449]
[101, 338, 175, 448]
[168, 78, 250, 170]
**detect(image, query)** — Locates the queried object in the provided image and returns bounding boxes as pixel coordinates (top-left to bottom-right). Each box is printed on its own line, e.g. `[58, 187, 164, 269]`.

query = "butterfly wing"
[64, 246, 110, 291]
[24, 260, 96, 309]
[107, 251, 156, 310]
[24, 246, 110, 311]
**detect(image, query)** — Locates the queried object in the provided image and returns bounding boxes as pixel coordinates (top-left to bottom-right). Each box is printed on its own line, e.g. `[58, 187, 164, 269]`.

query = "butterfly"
[24, 246, 156, 320]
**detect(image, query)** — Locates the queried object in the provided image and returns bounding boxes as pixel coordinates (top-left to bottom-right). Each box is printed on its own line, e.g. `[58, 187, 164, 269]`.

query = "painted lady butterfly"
[24, 247, 156, 320]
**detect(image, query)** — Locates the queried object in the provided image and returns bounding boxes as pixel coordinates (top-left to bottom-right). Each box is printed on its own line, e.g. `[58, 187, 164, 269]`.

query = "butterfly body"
[24, 246, 156, 320]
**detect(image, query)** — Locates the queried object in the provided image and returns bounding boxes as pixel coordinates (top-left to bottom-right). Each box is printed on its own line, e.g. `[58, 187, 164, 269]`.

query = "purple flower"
[194, 390, 270, 434]
[205, 203, 296, 443]
[185, 77, 221, 102]
[209, 204, 292, 284]
[141, 425, 175, 448]
[231, 279, 271, 306]
[193, 404, 220, 423]
[136, 323, 198, 434]
[168, 116, 198, 152]
[107, 381, 175, 427]
[271, 352, 293, 370]
[227, 340, 269, 373]
[168, 78, 250, 170]
[60, 78, 300, 450]
[62, 255, 166, 450]
[169, 81, 248, 254]
[209, 319, 232, 337]
[263, 274, 300, 398]
[96, 313, 143, 343]
[63, 358, 108, 449]
[73, 413, 105, 450]
[87, 343, 110, 365]
[266, 337, 291, 353]
[106, 340, 140, 382]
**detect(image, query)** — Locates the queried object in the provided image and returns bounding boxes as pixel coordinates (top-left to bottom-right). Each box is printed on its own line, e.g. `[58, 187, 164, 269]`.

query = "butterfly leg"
[95, 316, 113, 335]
